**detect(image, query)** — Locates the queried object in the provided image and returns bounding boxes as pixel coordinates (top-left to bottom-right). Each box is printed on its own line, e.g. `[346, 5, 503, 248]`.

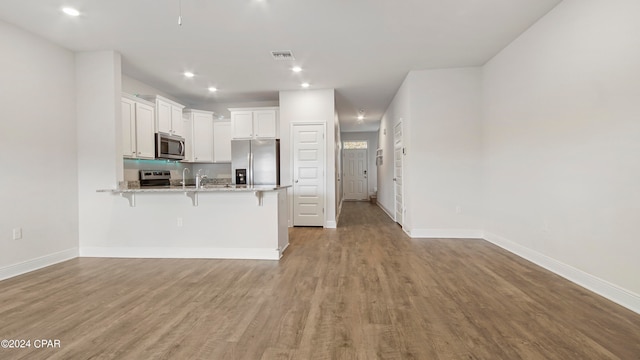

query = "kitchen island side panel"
[277, 189, 289, 253]
[81, 191, 286, 260]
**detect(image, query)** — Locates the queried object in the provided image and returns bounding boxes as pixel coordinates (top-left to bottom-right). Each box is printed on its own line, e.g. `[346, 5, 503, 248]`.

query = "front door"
[343, 149, 368, 200]
[293, 124, 325, 226]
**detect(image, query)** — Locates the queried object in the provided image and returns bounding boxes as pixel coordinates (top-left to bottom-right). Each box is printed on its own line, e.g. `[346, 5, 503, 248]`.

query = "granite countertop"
[98, 184, 291, 193]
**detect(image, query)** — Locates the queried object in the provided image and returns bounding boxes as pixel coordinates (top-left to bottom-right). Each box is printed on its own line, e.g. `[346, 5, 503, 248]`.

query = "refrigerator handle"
[247, 153, 251, 185]
[249, 153, 254, 185]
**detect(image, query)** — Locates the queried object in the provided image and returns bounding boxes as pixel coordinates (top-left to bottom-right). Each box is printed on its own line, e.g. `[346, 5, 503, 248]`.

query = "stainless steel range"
[139, 170, 171, 187]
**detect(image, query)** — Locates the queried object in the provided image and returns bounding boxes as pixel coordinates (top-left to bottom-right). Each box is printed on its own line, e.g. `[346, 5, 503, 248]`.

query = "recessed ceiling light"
[292, 66, 302, 73]
[62, 7, 80, 17]
[208, 87, 217, 92]
[357, 115, 364, 120]
[301, 82, 310, 88]
[184, 71, 195, 78]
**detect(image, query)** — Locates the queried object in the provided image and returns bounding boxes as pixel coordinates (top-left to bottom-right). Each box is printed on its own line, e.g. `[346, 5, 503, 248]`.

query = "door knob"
[295, 180, 299, 183]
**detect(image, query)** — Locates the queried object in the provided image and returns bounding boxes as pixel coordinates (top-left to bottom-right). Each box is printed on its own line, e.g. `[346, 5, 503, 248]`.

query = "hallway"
[287, 201, 640, 359]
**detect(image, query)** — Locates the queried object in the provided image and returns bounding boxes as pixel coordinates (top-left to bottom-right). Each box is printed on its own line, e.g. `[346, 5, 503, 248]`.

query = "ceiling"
[0, 0, 562, 132]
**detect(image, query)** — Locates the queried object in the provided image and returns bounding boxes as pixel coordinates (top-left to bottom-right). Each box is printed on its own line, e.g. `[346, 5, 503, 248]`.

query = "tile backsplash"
[123, 159, 231, 182]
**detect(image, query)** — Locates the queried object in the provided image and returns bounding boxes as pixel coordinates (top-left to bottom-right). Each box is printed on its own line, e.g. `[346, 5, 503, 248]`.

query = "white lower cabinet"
[122, 95, 155, 159]
[184, 109, 214, 163]
[213, 121, 232, 162]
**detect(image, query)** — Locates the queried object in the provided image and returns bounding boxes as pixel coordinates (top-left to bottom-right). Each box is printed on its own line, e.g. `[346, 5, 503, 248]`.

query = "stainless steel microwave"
[155, 132, 185, 160]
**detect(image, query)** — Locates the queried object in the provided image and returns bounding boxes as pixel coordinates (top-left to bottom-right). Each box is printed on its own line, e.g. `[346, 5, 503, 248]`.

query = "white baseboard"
[409, 228, 484, 239]
[80, 247, 281, 261]
[0, 248, 79, 281]
[484, 232, 640, 315]
[279, 243, 290, 257]
[335, 200, 343, 225]
[378, 202, 395, 220]
[325, 220, 337, 229]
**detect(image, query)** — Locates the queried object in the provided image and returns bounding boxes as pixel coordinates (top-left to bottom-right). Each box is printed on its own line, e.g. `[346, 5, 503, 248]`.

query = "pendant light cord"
[178, 0, 183, 26]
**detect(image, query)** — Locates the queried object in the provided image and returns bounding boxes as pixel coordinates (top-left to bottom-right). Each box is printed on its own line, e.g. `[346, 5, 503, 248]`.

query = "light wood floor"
[1, 202, 639, 359]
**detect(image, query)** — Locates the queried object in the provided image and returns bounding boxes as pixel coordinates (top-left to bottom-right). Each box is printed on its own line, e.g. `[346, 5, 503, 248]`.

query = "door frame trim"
[394, 121, 404, 226]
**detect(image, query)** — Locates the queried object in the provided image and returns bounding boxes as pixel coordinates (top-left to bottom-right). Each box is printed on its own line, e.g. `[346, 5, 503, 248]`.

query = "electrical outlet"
[13, 228, 22, 240]
[455, 206, 462, 214]
[177, 217, 183, 227]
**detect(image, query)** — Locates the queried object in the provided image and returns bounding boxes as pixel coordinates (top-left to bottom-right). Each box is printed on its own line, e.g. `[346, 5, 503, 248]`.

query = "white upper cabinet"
[135, 102, 156, 158]
[139, 95, 185, 136]
[157, 100, 171, 134]
[231, 111, 254, 139]
[254, 110, 278, 138]
[183, 109, 214, 163]
[170, 105, 184, 136]
[122, 97, 136, 158]
[121, 94, 155, 159]
[182, 114, 193, 162]
[229, 107, 278, 139]
[213, 121, 232, 163]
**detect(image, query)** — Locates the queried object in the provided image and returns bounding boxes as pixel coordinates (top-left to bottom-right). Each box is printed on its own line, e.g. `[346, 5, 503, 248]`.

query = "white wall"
[122, 75, 182, 104]
[76, 51, 124, 250]
[0, 20, 79, 278]
[377, 77, 410, 220]
[341, 132, 379, 198]
[482, 0, 640, 303]
[378, 69, 483, 236]
[279, 89, 337, 227]
[405, 69, 483, 238]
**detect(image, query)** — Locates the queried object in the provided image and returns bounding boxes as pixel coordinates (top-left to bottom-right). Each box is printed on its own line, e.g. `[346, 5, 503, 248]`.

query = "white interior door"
[293, 124, 325, 226]
[343, 149, 368, 200]
[394, 122, 403, 225]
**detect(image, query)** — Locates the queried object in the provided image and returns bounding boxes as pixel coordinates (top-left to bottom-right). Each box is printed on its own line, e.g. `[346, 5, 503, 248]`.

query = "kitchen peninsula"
[94, 184, 290, 260]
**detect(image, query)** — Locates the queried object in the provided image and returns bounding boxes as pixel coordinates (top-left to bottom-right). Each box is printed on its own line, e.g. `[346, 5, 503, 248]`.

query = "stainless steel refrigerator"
[231, 139, 280, 185]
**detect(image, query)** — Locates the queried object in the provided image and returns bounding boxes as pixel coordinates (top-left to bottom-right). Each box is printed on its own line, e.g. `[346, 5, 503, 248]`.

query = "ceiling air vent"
[270, 50, 295, 61]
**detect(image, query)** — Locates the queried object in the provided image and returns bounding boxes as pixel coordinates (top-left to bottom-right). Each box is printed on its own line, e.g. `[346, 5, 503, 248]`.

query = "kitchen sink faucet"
[181, 168, 190, 189]
[195, 169, 208, 189]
